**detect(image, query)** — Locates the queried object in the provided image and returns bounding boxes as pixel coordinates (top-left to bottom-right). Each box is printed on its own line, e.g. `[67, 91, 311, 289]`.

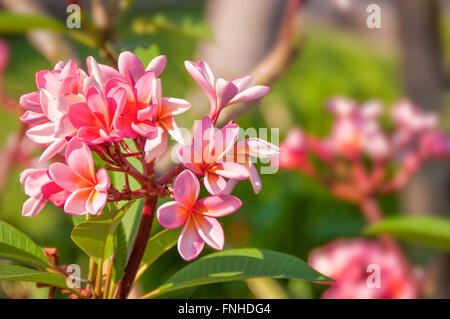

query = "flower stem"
[115, 195, 157, 299]
[94, 258, 104, 298]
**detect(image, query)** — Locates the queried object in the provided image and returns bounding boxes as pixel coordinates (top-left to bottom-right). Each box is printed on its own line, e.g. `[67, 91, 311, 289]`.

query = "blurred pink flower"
[178, 116, 249, 195]
[0, 38, 9, 73]
[326, 98, 389, 159]
[185, 60, 269, 121]
[308, 239, 417, 299]
[276, 127, 309, 170]
[20, 168, 69, 217]
[49, 139, 110, 215]
[157, 169, 241, 261]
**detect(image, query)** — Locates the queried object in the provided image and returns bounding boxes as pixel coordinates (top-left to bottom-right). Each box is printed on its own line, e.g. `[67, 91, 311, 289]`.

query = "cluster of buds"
[275, 97, 450, 203]
[18, 52, 279, 260]
[308, 239, 418, 299]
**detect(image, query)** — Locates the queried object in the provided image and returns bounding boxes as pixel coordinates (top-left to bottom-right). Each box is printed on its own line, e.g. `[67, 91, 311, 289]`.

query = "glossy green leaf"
[0, 12, 65, 34]
[135, 228, 181, 281]
[0, 264, 67, 288]
[148, 248, 331, 298]
[0, 219, 51, 269]
[365, 216, 450, 251]
[71, 202, 134, 259]
[113, 222, 128, 283]
[134, 44, 160, 67]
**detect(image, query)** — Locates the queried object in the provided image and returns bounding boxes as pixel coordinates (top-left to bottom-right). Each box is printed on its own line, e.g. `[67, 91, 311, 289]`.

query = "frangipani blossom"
[20, 168, 69, 217]
[226, 137, 280, 194]
[157, 170, 242, 260]
[178, 116, 250, 195]
[20, 60, 84, 161]
[144, 77, 191, 162]
[326, 98, 389, 159]
[69, 85, 127, 144]
[276, 128, 310, 170]
[185, 60, 269, 121]
[308, 239, 417, 299]
[49, 139, 110, 215]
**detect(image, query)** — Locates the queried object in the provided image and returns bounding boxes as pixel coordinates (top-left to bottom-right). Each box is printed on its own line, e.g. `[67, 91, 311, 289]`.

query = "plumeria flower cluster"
[308, 239, 418, 299]
[19, 53, 279, 261]
[275, 97, 450, 203]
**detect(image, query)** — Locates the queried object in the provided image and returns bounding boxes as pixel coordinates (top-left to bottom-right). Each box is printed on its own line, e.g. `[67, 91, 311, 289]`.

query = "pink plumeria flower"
[20, 168, 69, 217]
[0, 38, 9, 74]
[49, 139, 110, 215]
[276, 128, 309, 170]
[308, 239, 417, 299]
[225, 137, 280, 194]
[69, 85, 127, 144]
[144, 77, 191, 162]
[326, 97, 389, 159]
[185, 60, 269, 121]
[419, 131, 450, 159]
[157, 170, 242, 261]
[392, 99, 438, 132]
[20, 60, 84, 161]
[178, 116, 250, 195]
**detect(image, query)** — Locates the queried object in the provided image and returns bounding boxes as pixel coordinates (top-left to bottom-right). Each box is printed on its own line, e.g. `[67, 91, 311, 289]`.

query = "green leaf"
[113, 222, 128, 283]
[148, 248, 331, 298]
[0, 219, 51, 269]
[0, 12, 65, 34]
[365, 216, 450, 251]
[135, 228, 181, 281]
[71, 202, 134, 259]
[0, 264, 67, 288]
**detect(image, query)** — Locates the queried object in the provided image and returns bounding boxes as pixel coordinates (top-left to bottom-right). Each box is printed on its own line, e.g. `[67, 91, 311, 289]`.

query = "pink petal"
[184, 61, 216, 110]
[132, 121, 157, 137]
[160, 116, 185, 145]
[77, 127, 104, 144]
[146, 55, 167, 76]
[95, 168, 110, 192]
[144, 127, 168, 162]
[19, 92, 42, 113]
[20, 111, 47, 125]
[68, 102, 99, 129]
[210, 122, 240, 162]
[215, 78, 238, 112]
[22, 196, 47, 218]
[160, 97, 191, 118]
[26, 123, 56, 144]
[248, 160, 262, 194]
[86, 56, 104, 87]
[194, 195, 242, 217]
[177, 217, 205, 261]
[177, 145, 203, 175]
[49, 162, 86, 191]
[192, 215, 224, 250]
[157, 201, 188, 229]
[174, 169, 200, 208]
[152, 78, 163, 110]
[65, 138, 96, 182]
[86, 190, 107, 215]
[39, 138, 67, 162]
[228, 85, 269, 104]
[236, 137, 280, 159]
[22, 170, 50, 198]
[134, 71, 155, 105]
[230, 76, 253, 91]
[118, 51, 145, 82]
[64, 189, 92, 215]
[41, 182, 69, 208]
[192, 116, 215, 162]
[204, 173, 227, 195]
[212, 162, 249, 180]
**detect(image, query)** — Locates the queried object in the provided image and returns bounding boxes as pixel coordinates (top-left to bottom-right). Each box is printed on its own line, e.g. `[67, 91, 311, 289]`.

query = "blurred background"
[0, 0, 448, 298]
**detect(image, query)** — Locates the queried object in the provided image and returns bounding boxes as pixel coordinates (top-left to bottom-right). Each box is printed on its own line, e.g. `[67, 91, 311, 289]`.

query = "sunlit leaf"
[365, 216, 450, 251]
[71, 202, 134, 259]
[135, 228, 180, 281]
[113, 222, 128, 283]
[146, 248, 331, 298]
[0, 264, 66, 288]
[0, 219, 51, 269]
[0, 12, 65, 34]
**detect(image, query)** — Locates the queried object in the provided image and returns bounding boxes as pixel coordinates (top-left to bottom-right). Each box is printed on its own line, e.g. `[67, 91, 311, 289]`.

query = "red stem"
[116, 195, 158, 299]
